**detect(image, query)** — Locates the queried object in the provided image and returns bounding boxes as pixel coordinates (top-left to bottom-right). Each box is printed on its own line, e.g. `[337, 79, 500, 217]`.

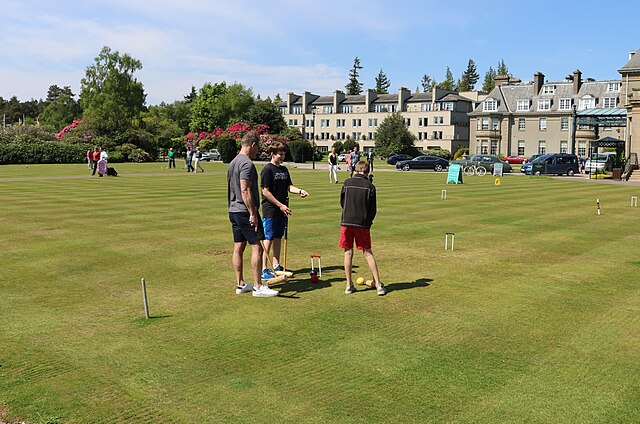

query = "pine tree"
[440, 67, 456, 90]
[482, 66, 497, 93]
[345, 57, 364, 95]
[374, 69, 391, 94]
[421, 74, 434, 92]
[458, 59, 479, 92]
[497, 59, 510, 77]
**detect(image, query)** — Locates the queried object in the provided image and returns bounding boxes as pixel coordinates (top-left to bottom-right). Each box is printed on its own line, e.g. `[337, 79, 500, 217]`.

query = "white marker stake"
[631, 196, 637, 207]
[441, 189, 447, 200]
[142, 278, 150, 319]
[597, 199, 601, 216]
[445, 232, 455, 251]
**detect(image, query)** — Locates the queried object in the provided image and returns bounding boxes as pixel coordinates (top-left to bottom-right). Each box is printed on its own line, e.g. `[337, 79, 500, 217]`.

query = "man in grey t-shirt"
[227, 132, 278, 297]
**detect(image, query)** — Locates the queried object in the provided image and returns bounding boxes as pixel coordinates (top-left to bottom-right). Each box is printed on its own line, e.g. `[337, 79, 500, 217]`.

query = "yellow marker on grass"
[494, 177, 501, 186]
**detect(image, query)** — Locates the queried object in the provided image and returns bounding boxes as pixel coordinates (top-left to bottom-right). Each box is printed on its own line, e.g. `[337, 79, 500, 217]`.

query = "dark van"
[527, 153, 579, 176]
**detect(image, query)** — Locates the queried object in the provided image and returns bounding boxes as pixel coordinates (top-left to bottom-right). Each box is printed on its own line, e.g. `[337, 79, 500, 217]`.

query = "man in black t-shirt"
[260, 141, 309, 279]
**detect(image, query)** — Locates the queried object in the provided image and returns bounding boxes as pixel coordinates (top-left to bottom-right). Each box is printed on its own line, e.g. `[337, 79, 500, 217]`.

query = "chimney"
[398, 87, 410, 112]
[365, 89, 377, 113]
[333, 90, 345, 112]
[494, 75, 511, 87]
[630, 51, 636, 61]
[573, 69, 582, 94]
[533, 72, 545, 95]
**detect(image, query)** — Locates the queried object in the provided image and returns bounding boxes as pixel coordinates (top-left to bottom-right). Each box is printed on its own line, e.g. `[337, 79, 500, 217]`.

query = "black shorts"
[229, 212, 264, 244]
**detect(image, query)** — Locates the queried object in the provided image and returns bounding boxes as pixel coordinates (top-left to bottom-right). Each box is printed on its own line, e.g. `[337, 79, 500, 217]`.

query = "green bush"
[424, 148, 451, 160]
[218, 135, 238, 163]
[0, 141, 90, 164]
[288, 140, 313, 163]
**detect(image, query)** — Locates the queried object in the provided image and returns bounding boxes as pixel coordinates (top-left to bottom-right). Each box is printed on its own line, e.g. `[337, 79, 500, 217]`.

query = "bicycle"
[463, 165, 487, 176]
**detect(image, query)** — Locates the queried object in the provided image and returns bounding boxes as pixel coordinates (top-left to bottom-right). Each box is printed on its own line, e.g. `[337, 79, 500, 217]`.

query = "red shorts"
[339, 226, 371, 250]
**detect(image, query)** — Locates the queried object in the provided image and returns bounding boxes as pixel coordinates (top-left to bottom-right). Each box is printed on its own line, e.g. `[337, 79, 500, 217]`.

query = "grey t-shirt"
[227, 153, 259, 213]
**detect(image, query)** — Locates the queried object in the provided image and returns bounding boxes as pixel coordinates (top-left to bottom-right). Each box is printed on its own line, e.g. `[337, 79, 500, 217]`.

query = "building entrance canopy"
[575, 107, 626, 127]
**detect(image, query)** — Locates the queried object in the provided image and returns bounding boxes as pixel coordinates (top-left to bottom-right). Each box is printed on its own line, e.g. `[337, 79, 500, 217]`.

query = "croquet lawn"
[1, 162, 639, 423]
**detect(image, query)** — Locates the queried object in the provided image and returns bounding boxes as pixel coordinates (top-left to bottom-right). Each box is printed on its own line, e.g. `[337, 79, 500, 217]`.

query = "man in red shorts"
[339, 160, 386, 296]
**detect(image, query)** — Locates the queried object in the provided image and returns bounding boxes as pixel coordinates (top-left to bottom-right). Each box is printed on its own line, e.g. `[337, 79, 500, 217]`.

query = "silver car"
[585, 153, 615, 173]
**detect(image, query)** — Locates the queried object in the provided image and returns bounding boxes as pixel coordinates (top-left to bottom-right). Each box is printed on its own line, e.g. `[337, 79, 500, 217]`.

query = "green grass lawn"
[1, 162, 639, 423]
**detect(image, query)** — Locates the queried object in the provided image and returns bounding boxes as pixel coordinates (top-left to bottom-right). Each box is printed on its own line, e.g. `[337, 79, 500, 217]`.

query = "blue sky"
[1, 0, 639, 105]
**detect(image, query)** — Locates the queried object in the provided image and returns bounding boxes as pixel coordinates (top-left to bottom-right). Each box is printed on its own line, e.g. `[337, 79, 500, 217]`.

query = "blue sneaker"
[274, 264, 284, 272]
[261, 269, 275, 280]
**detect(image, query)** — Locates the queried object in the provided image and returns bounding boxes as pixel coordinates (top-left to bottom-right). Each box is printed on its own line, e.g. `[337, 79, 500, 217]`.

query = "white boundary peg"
[631, 196, 638, 207]
[445, 232, 455, 251]
[597, 198, 601, 216]
[441, 189, 447, 200]
[310, 254, 322, 277]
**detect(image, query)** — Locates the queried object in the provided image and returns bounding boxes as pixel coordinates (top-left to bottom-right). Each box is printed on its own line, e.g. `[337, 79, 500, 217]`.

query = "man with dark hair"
[260, 141, 309, 278]
[339, 160, 386, 296]
[227, 132, 279, 297]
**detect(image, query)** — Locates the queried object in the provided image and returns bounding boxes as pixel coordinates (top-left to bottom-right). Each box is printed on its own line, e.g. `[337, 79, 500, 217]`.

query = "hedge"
[0, 142, 90, 164]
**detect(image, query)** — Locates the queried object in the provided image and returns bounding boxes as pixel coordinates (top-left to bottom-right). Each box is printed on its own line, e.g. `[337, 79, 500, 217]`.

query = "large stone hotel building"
[280, 48, 640, 168]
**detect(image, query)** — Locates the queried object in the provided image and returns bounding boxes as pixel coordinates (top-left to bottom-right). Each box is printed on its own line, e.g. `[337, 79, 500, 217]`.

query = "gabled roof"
[619, 49, 640, 72]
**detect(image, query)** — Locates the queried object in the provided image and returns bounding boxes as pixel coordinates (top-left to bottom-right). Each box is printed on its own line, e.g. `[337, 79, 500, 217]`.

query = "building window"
[292, 105, 302, 114]
[517, 100, 530, 111]
[561, 117, 569, 131]
[321, 119, 330, 128]
[419, 118, 424, 127]
[578, 141, 586, 156]
[607, 82, 621, 92]
[368, 132, 376, 140]
[538, 99, 551, 111]
[421, 103, 432, 111]
[368, 118, 378, 127]
[404, 118, 411, 126]
[542, 85, 555, 95]
[603, 97, 618, 108]
[491, 141, 498, 155]
[341, 105, 353, 113]
[518, 140, 525, 156]
[483, 98, 498, 111]
[323, 105, 333, 113]
[352, 132, 361, 140]
[539, 118, 547, 131]
[443, 102, 454, 111]
[579, 95, 595, 110]
[352, 119, 361, 127]
[491, 118, 499, 130]
[538, 141, 546, 155]
[560, 140, 568, 153]
[481, 117, 489, 130]
[439, 116, 444, 124]
[518, 118, 526, 130]
[559, 98, 572, 110]
[481, 141, 488, 154]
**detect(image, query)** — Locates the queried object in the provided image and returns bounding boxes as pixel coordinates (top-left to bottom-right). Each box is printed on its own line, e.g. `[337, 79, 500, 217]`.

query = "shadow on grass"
[132, 315, 172, 326]
[384, 278, 432, 293]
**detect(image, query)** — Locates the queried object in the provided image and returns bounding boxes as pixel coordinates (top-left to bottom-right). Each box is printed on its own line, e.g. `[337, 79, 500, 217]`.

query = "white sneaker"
[235, 283, 254, 294]
[252, 284, 279, 297]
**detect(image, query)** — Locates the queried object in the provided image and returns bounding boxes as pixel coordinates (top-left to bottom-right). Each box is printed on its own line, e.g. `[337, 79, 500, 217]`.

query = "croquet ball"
[310, 274, 319, 283]
[364, 280, 373, 287]
[310, 270, 317, 276]
[356, 277, 365, 285]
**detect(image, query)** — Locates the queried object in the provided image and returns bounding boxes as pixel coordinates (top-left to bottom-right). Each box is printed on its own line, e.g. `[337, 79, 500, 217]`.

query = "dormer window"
[607, 82, 621, 92]
[538, 99, 551, 111]
[579, 95, 595, 110]
[516, 100, 530, 111]
[483, 98, 498, 111]
[542, 85, 555, 95]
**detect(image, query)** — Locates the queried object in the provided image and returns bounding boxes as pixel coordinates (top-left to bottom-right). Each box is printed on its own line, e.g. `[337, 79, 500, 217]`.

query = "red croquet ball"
[310, 275, 319, 283]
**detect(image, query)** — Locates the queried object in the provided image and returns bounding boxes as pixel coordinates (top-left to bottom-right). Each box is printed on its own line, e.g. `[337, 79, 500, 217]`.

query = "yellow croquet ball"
[356, 277, 365, 285]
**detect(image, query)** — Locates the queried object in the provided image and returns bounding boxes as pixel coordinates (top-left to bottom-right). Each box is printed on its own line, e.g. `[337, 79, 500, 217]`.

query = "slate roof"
[342, 95, 366, 104]
[619, 48, 640, 72]
[372, 94, 397, 103]
[470, 79, 622, 116]
[312, 96, 333, 105]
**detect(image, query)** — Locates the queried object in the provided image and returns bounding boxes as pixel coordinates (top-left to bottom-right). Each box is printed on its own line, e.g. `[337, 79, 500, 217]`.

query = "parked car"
[525, 153, 579, 176]
[520, 154, 543, 173]
[503, 155, 527, 164]
[338, 154, 347, 162]
[396, 155, 449, 171]
[386, 154, 413, 165]
[201, 149, 221, 161]
[451, 155, 513, 173]
[584, 153, 615, 174]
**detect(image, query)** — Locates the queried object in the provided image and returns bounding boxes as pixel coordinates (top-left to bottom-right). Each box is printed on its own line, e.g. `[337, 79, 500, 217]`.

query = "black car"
[386, 154, 413, 165]
[396, 155, 449, 171]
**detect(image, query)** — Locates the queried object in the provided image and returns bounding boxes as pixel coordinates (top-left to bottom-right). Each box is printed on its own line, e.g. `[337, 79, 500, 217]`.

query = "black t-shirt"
[329, 154, 337, 165]
[260, 163, 292, 218]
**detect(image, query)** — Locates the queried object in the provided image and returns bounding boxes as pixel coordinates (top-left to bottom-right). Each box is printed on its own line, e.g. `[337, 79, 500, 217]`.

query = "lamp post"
[312, 106, 317, 169]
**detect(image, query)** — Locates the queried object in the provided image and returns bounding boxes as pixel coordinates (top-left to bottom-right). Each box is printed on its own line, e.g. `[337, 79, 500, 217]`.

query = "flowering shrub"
[184, 122, 273, 156]
[56, 120, 84, 140]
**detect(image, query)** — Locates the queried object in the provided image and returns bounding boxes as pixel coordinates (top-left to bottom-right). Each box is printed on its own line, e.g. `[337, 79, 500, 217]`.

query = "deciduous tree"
[374, 112, 416, 157]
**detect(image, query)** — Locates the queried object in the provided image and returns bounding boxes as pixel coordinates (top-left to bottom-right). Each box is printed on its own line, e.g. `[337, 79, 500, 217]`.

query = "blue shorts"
[229, 212, 264, 244]
[262, 216, 287, 240]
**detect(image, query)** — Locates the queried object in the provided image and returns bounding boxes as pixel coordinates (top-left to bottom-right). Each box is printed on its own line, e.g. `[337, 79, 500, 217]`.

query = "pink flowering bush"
[184, 122, 273, 153]
[56, 120, 84, 140]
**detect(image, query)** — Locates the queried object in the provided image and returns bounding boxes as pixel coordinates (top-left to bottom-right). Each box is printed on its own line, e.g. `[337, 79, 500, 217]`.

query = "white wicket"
[445, 232, 455, 251]
[632, 196, 638, 207]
